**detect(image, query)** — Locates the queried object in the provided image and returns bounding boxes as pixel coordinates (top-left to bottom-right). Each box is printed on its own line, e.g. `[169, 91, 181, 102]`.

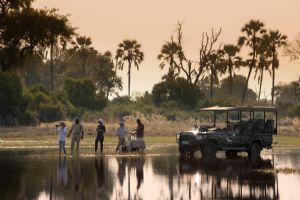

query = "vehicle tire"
[202, 142, 217, 158]
[250, 142, 261, 158]
[225, 151, 238, 159]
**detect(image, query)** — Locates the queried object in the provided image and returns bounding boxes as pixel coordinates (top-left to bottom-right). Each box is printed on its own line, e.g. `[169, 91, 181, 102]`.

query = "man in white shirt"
[115, 122, 129, 151]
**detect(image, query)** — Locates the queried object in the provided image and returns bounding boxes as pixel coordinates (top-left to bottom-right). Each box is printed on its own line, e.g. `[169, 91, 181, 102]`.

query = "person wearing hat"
[95, 118, 106, 153]
[115, 122, 129, 151]
[68, 118, 84, 155]
[56, 122, 67, 156]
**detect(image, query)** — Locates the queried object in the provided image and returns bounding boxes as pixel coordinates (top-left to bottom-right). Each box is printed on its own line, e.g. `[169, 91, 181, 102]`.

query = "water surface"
[0, 150, 300, 200]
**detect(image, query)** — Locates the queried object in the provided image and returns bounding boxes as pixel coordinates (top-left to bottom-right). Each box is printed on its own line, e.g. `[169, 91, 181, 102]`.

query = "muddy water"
[0, 150, 300, 200]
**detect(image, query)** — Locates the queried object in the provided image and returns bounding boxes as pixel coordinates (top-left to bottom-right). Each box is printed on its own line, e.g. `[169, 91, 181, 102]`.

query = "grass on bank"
[1, 135, 300, 148]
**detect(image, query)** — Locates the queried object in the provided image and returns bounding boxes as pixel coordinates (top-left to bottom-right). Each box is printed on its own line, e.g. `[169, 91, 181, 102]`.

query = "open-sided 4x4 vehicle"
[177, 106, 277, 158]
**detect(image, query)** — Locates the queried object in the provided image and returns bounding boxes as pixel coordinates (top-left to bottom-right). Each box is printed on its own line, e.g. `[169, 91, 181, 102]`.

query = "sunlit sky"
[34, 0, 300, 98]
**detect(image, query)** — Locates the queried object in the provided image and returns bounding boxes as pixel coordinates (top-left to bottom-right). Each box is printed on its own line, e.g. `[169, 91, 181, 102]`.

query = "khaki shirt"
[71, 123, 83, 136]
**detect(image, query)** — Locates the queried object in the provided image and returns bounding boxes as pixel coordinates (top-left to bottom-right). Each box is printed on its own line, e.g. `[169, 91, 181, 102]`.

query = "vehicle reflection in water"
[178, 156, 278, 199]
[1, 151, 300, 199]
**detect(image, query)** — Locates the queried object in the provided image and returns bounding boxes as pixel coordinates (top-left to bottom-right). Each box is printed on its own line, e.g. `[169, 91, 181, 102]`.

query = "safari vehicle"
[177, 106, 277, 158]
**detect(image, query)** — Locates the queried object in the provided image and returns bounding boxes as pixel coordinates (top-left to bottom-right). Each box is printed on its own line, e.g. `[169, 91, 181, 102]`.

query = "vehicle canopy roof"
[197, 106, 277, 112]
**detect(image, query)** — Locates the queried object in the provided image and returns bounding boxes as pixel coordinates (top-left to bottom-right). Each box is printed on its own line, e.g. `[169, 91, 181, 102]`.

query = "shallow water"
[0, 149, 300, 200]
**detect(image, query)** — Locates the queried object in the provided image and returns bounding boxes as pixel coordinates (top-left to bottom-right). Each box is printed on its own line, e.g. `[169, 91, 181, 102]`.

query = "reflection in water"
[70, 156, 82, 199]
[1, 151, 300, 199]
[178, 156, 278, 199]
[95, 156, 105, 197]
[57, 156, 68, 187]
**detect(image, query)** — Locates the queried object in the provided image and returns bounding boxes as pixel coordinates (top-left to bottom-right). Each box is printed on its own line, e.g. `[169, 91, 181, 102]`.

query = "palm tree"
[254, 40, 271, 100]
[115, 40, 144, 97]
[207, 50, 225, 98]
[157, 40, 181, 80]
[238, 20, 266, 103]
[263, 30, 287, 105]
[222, 44, 242, 95]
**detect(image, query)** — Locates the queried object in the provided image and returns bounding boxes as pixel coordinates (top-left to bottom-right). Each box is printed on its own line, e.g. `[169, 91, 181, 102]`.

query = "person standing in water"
[115, 122, 129, 151]
[56, 122, 67, 156]
[135, 119, 144, 140]
[68, 118, 84, 155]
[95, 119, 105, 153]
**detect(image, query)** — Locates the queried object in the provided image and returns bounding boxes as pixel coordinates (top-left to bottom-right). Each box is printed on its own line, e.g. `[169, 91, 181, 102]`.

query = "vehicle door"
[220, 130, 241, 148]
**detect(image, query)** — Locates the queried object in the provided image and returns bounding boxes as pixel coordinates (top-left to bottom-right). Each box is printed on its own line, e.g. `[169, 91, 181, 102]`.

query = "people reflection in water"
[117, 157, 126, 186]
[57, 156, 68, 187]
[70, 157, 82, 194]
[135, 158, 145, 190]
[95, 156, 105, 194]
[116, 157, 145, 191]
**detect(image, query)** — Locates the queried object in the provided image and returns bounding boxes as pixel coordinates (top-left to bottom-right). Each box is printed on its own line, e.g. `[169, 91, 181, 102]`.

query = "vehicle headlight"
[176, 133, 181, 143]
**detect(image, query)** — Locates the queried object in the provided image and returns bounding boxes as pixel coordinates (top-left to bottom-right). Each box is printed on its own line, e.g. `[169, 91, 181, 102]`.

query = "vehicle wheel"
[250, 143, 261, 158]
[202, 142, 217, 158]
[225, 151, 238, 159]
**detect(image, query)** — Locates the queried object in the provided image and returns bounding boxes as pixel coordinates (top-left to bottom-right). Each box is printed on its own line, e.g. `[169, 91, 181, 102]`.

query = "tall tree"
[157, 39, 181, 80]
[115, 39, 144, 97]
[222, 44, 242, 95]
[207, 50, 225, 98]
[254, 39, 271, 100]
[238, 20, 266, 103]
[43, 9, 74, 90]
[285, 33, 300, 61]
[70, 36, 97, 77]
[194, 28, 222, 85]
[92, 51, 122, 98]
[262, 30, 287, 104]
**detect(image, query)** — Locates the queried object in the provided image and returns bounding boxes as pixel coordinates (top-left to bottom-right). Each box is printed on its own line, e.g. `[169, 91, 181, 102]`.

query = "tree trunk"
[210, 66, 213, 98]
[242, 49, 256, 103]
[229, 66, 233, 95]
[241, 67, 252, 103]
[258, 67, 264, 100]
[50, 41, 54, 91]
[271, 51, 276, 105]
[128, 61, 131, 97]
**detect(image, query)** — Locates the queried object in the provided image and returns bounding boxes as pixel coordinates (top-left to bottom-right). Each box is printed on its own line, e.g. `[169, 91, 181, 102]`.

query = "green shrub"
[0, 72, 27, 125]
[38, 104, 63, 122]
[64, 77, 107, 110]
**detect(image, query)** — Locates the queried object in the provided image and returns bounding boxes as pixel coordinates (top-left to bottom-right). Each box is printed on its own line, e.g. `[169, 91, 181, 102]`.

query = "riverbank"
[1, 121, 300, 151]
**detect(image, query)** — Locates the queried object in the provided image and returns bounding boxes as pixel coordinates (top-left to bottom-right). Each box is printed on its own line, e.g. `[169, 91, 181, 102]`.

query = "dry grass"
[0, 118, 197, 139]
[278, 117, 300, 136]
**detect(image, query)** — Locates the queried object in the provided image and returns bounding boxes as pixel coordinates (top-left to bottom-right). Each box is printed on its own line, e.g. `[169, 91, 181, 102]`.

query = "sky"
[34, 0, 300, 98]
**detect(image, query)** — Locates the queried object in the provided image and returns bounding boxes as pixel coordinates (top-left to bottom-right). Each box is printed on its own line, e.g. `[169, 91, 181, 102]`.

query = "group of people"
[55, 117, 144, 156]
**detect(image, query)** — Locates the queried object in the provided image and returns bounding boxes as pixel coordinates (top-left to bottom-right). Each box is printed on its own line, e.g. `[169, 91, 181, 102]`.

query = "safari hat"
[98, 118, 104, 124]
[119, 122, 125, 126]
[59, 122, 65, 126]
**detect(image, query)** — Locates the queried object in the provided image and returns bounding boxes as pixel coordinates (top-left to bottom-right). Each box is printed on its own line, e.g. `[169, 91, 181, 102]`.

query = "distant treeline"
[0, 0, 300, 125]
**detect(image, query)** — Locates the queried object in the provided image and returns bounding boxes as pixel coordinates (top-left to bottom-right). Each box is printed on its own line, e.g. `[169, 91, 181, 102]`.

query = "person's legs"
[115, 138, 121, 151]
[59, 141, 62, 155]
[71, 137, 75, 154]
[116, 138, 124, 151]
[62, 141, 66, 155]
[95, 138, 99, 152]
[75, 135, 80, 154]
[100, 138, 104, 152]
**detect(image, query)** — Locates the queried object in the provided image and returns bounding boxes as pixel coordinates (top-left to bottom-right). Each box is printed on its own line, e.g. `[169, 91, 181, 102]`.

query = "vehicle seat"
[253, 119, 264, 133]
[264, 119, 274, 133]
[240, 120, 252, 134]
